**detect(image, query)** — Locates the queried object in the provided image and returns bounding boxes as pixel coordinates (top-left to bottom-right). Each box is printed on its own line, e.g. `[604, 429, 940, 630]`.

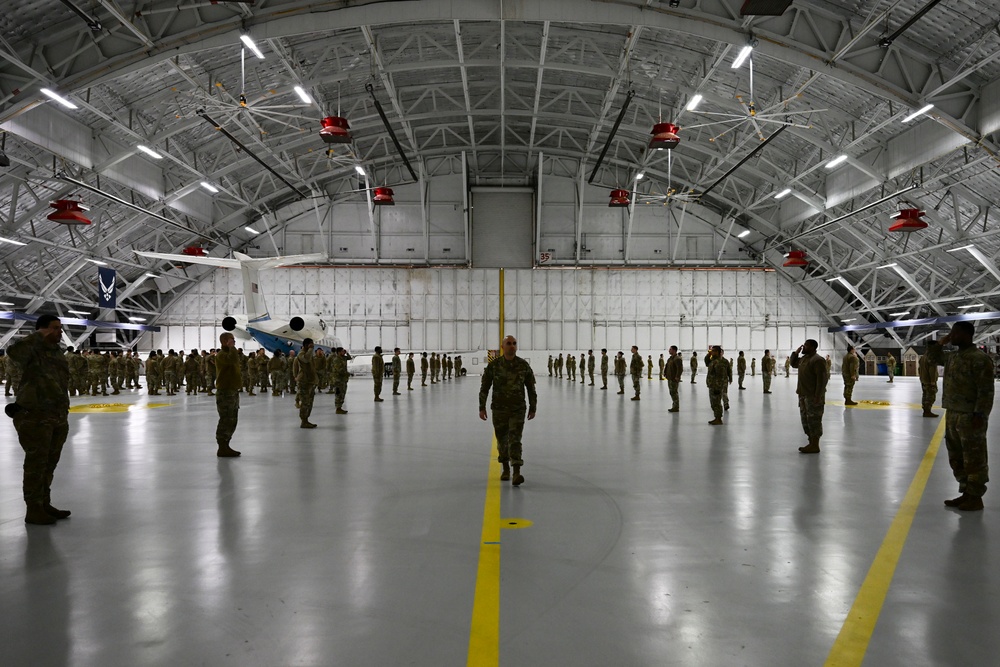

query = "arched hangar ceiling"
[1, 0, 1000, 346]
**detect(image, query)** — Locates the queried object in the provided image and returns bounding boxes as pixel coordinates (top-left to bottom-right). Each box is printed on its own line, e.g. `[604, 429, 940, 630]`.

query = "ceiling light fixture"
[137, 145, 163, 159]
[648, 122, 681, 150]
[240, 34, 265, 60]
[636, 172, 645, 180]
[0, 235, 27, 246]
[889, 311, 910, 317]
[244, 226, 260, 235]
[68, 309, 91, 315]
[372, 187, 395, 206]
[783, 250, 808, 268]
[825, 154, 849, 169]
[40, 88, 78, 109]
[354, 165, 366, 176]
[293, 86, 312, 104]
[902, 104, 934, 123]
[888, 208, 928, 233]
[145, 273, 158, 278]
[947, 244, 975, 253]
[958, 304, 982, 309]
[685, 94, 703, 111]
[731, 45, 753, 69]
[87, 259, 108, 266]
[737, 229, 751, 238]
[47, 200, 92, 225]
[128, 316, 147, 322]
[774, 188, 791, 199]
[841, 318, 855, 322]
[200, 182, 220, 193]
[877, 263, 898, 269]
[0, 301, 15, 306]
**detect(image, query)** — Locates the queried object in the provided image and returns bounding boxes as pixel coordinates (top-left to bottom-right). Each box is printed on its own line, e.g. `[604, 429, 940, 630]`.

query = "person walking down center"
[214, 332, 242, 458]
[737, 351, 747, 390]
[705, 346, 728, 426]
[391, 348, 402, 396]
[479, 335, 537, 487]
[925, 323, 994, 512]
[629, 346, 643, 400]
[665, 345, 683, 413]
[761, 350, 774, 394]
[919, 348, 940, 418]
[790, 340, 828, 454]
[296, 338, 318, 428]
[690, 352, 698, 384]
[6, 315, 72, 525]
[372, 346, 385, 402]
[842, 346, 860, 406]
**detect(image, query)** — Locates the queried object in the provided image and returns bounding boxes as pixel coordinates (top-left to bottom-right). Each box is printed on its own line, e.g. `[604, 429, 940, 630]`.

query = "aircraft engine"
[289, 315, 328, 340]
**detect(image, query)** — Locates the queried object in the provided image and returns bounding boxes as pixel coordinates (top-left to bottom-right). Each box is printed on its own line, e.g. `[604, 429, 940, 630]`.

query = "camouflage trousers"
[843, 380, 856, 402]
[691, 369, 697, 383]
[392, 373, 400, 393]
[723, 385, 730, 409]
[945, 412, 989, 497]
[492, 408, 527, 467]
[13, 410, 69, 505]
[588, 369, 594, 385]
[298, 382, 316, 421]
[798, 397, 824, 440]
[163, 371, 176, 393]
[206, 372, 216, 391]
[407, 372, 414, 389]
[601, 370, 608, 388]
[89, 371, 107, 394]
[668, 379, 680, 409]
[147, 371, 161, 393]
[763, 373, 772, 392]
[617, 374, 625, 391]
[185, 371, 199, 393]
[271, 371, 284, 395]
[373, 376, 383, 398]
[632, 375, 641, 396]
[921, 382, 938, 412]
[709, 388, 724, 419]
[332, 380, 348, 408]
[215, 389, 240, 447]
[421, 370, 427, 385]
[738, 372, 745, 389]
[110, 371, 122, 392]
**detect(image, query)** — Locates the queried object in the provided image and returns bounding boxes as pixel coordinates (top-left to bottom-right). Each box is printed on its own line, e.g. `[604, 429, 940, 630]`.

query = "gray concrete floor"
[1, 373, 997, 666]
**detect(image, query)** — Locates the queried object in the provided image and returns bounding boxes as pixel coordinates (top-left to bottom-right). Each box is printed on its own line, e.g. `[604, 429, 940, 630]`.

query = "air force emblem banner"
[98, 267, 117, 309]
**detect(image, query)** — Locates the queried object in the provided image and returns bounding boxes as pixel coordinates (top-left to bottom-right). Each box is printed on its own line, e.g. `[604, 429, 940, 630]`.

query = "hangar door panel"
[472, 190, 533, 268]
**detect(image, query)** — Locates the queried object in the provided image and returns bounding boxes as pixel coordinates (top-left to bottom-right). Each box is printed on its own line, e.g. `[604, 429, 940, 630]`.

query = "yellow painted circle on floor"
[70, 402, 173, 414]
[500, 518, 533, 530]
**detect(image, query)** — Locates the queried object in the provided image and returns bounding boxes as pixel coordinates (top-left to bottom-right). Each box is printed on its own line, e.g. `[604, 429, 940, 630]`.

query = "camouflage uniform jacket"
[184, 355, 199, 375]
[842, 353, 859, 380]
[479, 355, 537, 413]
[791, 352, 828, 399]
[601, 355, 609, 373]
[629, 353, 643, 378]
[268, 356, 283, 373]
[917, 353, 937, 383]
[761, 356, 774, 375]
[925, 342, 994, 414]
[86, 354, 103, 374]
[146, 356, 159, 375]
[7, 332, 69, 413]
[406, 358, 415, 374]
[392, 355, 402, 376]
[314, 354, 327, 375]
[705, 355, 728, 391]
[725, 357, 733, 382]
[665, 355, 684, 382]
[215, 348, 242, 390]
[690, 355, 698, 371]
[296, 348, 317, 384]
[588, 354, 596, 372]
[371, 353, 384, 378]
[614, 356, 626, 376]
[737, 357, 746, 374]
[330, 355, 349, 382]
[421, 357, 429, 372]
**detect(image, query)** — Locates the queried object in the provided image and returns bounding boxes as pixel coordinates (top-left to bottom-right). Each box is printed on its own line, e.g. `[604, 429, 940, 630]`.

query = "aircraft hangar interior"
[1, 0, 1000, 665]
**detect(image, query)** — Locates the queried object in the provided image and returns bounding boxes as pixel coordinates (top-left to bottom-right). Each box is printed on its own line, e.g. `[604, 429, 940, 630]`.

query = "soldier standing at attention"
[630, 346, 643, 400]
[790, 340, 828, 454]
[372, 346, 385, 402]
[7, 315, 72, 525]
[406, 352, 416, 390]
[705, 346, 728, 426]
[690, 352, 698, 384]
[214, 333, 242, 457]
[555, 353, 563, 378]
[331, 347, 351, 413]
[587, 350, 596, 386]
[296, 338, 318, 428]
[926, 323, 994, 511]
[420, 352, 429, 386]
[737, 351, 747, 390]
[392, 348, 402, 395]
[566, 352, 576, 381]
[751, 357, 756, 377]
[665, 346, 683, 413]
[825, 355, 833, 377]
[784, 356, 791, 378]
[109, 351, 122, 395]
[886, 351, 896, 383]
[479, 335, 537, 487]
[614, 351, 627, 394]
[723, 354, 733, 410]
[580, 353, 587, 384]
[146, 352, 161, 395]
[842, 346, 860, 406]
[600, 349, 609, 389]
[269, 351, 284, 396]
[429, 352, 438, 384]
[315, 348, 328, 392]
[646, 355, 653, 380]
[918, 349, 939, 418]
[658, 353, 665, 381]
[185, 349, 200, 395]
[547, 355, 553, 376]
[455, 355, 464, 378]
[760, 352, 773, 394]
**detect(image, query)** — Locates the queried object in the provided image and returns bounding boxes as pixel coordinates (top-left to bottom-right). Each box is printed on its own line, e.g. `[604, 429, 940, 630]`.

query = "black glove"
[5, 403, 24, 418]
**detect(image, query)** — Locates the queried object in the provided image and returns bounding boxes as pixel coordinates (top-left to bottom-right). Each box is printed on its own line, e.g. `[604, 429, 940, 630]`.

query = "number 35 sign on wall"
[538, 251, 554, 265]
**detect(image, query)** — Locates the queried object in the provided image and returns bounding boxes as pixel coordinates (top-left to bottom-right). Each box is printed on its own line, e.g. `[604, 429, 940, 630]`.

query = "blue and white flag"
[98, 267, 116, 309]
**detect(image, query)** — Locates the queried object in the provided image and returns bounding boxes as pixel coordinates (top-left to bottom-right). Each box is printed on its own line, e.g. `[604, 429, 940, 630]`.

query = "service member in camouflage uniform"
[761, 350, 774, 394]
[580, 353, 587, 384]
[566, 353, 576, 381]
[658, 353, 665, 381]
[5, 348, 23, 395]
[296, 338, 319, 428]
[646, 355, 653, 380]
[751, 358, 756, 377]
[555, 353, 563, 379]
[629, 346, 643, 400]
[918, 349, 939, 418]
[479, 335, 537, 487]
[548, 355, 553, 376]
[790, 340, 828, 453]
[587, 350, 596, 386]
[737, 351, 747, 390]
[690, 352, 698, 384]
[330, 347, 351, 412]
[87, 349, 107, 396]
[64, 346, 78, 396]
[146, 352, 161, 395]
[722, 354, 733, 410]
[600, 349, 609, 389]
[406, 352, 416, 390]
[455, 355, 463, 378]
[109, 351, 123, 394]
[614, 351, 627, 394]
[391, 348, 402, 395]
[6, 315, 73, 525]
[286, 351, 297, 394]
[184, 349, 200, 395]
[705, 347, 728, 425]
[214, 333, 242, 457]
[926, 323, 994, 511]
[784, 356, 791, 378]
[163, 350, 178, 395]
[420, 352, 429, 387]
[269, 350, 284, 396]
[371, 346, 385, 401]
[665, 345, 683, 413]
[886, 351, 896, 383]
[842, 346, 860, 406]
[315, 348, 329, 392]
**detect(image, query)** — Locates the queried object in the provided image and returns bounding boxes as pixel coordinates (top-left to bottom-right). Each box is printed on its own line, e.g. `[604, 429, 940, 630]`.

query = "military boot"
[922, 410, 939, 418]
[25, 503, 56, 525]
[500, 462, 511, 481]
[845, 400, 858, 406]
[799, 440, 821, 454]
[708, 418, 723, 425]
[668, 407, 679, 413]
[300, 420, 317, 429]
[45, 504, 72, 520]
[511, 465, 524, 487]
[957, 496, 984, 511]
[631, 395, 640, 401]
[336, 408, 348, 414]
[217, 444, 241, 457]
[944, 494, 967, 507]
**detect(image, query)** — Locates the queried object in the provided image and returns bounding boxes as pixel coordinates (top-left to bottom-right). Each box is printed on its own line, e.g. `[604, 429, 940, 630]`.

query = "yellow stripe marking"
[467, 437, 502, 666]
[824, 418, 946, 666]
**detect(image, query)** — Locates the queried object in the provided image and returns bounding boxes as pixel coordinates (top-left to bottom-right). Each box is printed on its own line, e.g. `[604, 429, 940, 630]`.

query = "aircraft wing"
[232, 252, 328, 270]
[135, 251, 241, 269]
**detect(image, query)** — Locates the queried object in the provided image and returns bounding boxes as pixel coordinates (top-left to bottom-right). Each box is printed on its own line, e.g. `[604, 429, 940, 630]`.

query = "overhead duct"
[587, 89, 635, 184]
[365, 83, 418, 182]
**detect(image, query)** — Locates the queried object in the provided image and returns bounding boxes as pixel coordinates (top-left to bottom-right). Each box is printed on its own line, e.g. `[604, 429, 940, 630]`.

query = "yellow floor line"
[467, 437, 502, 667]
[824, 418, 947, 666]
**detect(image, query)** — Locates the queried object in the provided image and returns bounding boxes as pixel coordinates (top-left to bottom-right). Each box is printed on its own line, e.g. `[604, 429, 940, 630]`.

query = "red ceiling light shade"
[182, 246, 207, 257]
[372, 186, 395, 206]
[888, 208, 928, 233]
[609, 189, 631, 207]
[319, 116, 352, 144]
[47, 199, 91, 225]
[649, 122, 681, 150]
[783, 250, 808, 267]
